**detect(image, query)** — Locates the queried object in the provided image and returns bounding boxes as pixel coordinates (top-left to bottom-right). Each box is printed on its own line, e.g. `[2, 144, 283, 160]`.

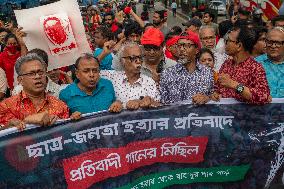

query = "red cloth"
[215, 57, 270, 105]
[0, 49, 21, 89]
[0, 91, 69, 126]
[111, 23, 119, 33]
[141, 28, 164, 46]
[181, 31, 201, 49]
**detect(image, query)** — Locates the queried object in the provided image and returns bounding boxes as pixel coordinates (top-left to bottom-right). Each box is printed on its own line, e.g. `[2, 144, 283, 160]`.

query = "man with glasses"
[160, 33, 214, 104]
[100, 42, 160, 110]
[255, 27, 284, 98]
[213, 26, 270, 104]
[59, 53, 121, 114]
[0, 54, 71, 130]
[272, 15, 284, 28]
[199, 25, 228, 71]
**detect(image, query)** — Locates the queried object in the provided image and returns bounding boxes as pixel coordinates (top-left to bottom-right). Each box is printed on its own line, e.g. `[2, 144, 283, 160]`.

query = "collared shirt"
[215, 57, 270, 104]
[94, 48, 113, 70]
[59, 78, 115, 114]
[100, 70, 160, 105]
[0, 91, 69, 126]
[160, 62, 214, 104]
[12, 79, 68, 98]
[255, 54, 284, 98]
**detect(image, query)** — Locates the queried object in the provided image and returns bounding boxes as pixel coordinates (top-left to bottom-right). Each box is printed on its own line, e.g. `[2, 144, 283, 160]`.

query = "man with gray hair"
[0, 53, 71, 131]
[199, 25, 228, 71]
[100, 42, 160, 110]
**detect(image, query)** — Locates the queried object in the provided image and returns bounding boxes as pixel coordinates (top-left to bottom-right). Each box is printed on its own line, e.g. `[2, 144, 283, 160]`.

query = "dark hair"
[75, 53, 98, 69]
[28, 48, 49, 66]
[170, 26, 182, 35]
[272, 15, 284, 26]
[203, 11, 215, 21]
[235, 26, 258, 53]
[253, 26, 267, 41]
[94, 26, 114, 41]
[4, 33, 18, 46]
[192, 11, 203, 19]
[197, 48, 215, 62]
[124, 21, 143, 38]
[104, 12, 115, 20]
[155, 10, 166, 20]
[219, 20, 233, 38]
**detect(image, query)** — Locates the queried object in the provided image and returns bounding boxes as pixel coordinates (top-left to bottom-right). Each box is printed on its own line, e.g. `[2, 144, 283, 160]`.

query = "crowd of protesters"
[0, 0, 283, 132]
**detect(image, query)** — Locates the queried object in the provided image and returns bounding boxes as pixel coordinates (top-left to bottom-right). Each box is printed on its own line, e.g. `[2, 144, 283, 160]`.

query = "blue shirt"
[94, 48, 113, 70]
[255, 54, 284, 98]
[59, 78, 116, 114]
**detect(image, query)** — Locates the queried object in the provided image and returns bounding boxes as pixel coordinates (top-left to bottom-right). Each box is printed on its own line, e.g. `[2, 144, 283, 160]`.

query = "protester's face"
[128, 33, 141, 43]
[18, 60, 47, 95]
[87, 7, 93, 15]
[253, 33, 266, 55]
[122, 45, 143, 74]
[94, 32, 106, 48]
[47, 69, 60, 84]
[203, 13, 212, 24]
[153, 13, 162, 26]
[275, 21, 284, 28]
[200, 28, 216, 49]
[104, 15, 113, 25]
[0, 31, 8, 44]
[177, 38, 198, 62]
[266, 30, 284, 61]
[192, 7, 197, 13]
[6, 37, 18, 46]
[225, 30, 240, 56]
[143, 44, 163, 63]
[76, 58, 100, 90]
[199, 52, 214, 69]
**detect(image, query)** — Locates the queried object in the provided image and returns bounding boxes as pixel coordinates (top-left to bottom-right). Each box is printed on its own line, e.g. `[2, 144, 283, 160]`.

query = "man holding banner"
[0, 53, 71, 130]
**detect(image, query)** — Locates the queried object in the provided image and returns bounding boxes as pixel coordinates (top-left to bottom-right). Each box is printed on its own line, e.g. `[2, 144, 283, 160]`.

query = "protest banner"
[0, 99, 284, 189]
[14, 0, 92, 71]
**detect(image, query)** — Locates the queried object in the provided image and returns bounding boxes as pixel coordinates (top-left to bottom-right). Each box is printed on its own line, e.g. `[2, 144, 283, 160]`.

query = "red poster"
[63, 136, 208, 189]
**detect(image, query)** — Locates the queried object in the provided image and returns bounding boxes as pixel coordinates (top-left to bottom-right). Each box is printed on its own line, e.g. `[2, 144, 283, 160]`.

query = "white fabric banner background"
[14, 0, 92, 71]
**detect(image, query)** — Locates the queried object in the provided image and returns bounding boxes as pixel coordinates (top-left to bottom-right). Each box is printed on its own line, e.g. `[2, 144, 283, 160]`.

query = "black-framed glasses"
[177, 42, 196, 49]
[122, 55, 144, 62]
[20, 70, 46, 78]
[265, 39, 284, 48]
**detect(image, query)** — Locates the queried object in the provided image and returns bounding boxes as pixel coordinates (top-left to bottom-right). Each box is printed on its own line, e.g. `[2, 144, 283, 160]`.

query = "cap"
[182, 18, 202, 28]
[141, 28, 164, 46]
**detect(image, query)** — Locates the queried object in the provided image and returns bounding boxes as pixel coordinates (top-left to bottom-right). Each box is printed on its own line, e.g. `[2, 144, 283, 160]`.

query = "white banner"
[14, 0, 92, 70]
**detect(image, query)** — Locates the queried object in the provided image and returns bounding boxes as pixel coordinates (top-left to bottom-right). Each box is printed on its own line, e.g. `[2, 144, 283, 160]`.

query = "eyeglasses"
[200, 36, 215, 41]
[265, 39, 284, 48]
[122, 55, 144, 62]
[177, 42, 196, 49]
[20, 70, 46, 78]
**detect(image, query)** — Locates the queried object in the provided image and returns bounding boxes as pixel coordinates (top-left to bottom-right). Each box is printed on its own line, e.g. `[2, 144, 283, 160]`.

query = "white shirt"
[100, 70, 160, 105]
[12, 79, 68, 98]
[213, 50, 229, 72]
[0, 68, 7, 94]
[171, 2, 177, 9]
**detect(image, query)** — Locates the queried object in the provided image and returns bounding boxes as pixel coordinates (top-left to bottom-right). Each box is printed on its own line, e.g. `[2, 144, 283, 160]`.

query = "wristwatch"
[236, 84, 244, 94]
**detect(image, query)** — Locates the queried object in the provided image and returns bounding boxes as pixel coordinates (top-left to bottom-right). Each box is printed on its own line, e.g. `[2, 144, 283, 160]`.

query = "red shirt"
[215, 57, 270, 105]
[0, 91, 69, 126]
[0, 49, 21, 89]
